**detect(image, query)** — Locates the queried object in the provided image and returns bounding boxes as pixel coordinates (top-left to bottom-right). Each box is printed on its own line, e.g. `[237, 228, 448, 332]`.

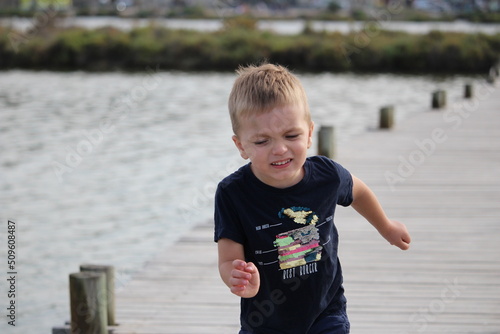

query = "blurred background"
[0, 0, 499, 332]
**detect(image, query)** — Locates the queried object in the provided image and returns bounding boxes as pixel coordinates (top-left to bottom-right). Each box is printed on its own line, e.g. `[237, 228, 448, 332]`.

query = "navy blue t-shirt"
[214, 155, 353, 334]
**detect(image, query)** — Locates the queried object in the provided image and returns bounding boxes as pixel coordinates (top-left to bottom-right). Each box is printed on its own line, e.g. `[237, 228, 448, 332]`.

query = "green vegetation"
[1, 19, 499, 73]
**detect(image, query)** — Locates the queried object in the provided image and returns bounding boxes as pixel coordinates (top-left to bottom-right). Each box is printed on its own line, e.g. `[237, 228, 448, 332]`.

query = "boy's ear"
[307, 121, 314, 149]
[232, 135, 249, 160]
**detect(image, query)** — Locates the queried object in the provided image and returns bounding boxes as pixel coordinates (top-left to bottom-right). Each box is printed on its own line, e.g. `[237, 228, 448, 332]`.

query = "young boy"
[214, 63, 411, 334]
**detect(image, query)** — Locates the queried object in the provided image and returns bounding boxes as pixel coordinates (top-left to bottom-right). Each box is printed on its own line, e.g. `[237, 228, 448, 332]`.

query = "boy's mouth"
[271, 159, 292, 167]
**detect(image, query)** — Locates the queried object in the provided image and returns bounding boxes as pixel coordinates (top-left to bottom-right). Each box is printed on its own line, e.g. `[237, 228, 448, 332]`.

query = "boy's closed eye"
[254, 135, 298, 145]
[254, 134, 300, 145]
[285, 134, 300, 140]
[254, 139, 269, 145]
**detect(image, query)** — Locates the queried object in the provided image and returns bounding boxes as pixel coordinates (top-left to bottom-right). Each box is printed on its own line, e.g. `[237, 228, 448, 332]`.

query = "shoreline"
[1, 22, 499, 73]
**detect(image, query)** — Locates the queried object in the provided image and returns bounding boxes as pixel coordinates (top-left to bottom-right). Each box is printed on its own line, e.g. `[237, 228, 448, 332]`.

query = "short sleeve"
[214, 182, 246, 244]
[332, 161, 353, 207]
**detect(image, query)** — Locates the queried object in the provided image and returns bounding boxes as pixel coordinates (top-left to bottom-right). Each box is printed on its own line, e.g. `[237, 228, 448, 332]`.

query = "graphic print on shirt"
[274, 207, 322, 270]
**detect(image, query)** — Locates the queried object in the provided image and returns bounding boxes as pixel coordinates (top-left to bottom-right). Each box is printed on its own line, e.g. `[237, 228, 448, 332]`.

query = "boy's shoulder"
[307, 154, 334, 166]
[217, 163, 249, 190]
[306, 155, 351, 182]
[307, 155, 344, 171]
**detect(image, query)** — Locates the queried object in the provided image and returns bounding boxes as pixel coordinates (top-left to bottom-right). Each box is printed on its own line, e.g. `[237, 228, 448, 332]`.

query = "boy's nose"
[272, 140, 288, 155]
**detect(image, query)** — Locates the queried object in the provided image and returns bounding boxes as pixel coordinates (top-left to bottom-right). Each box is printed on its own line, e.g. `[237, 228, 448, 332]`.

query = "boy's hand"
[218, 239, 260, 298]
[380, 220, 411, 250]
[351, 175, 411, 250]
[229, 260, 260, 298]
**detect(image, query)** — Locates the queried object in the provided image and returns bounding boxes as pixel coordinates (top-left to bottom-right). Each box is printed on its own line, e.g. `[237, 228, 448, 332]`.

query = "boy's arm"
[218, 238, 260, 298]
[351, 175, 411, 250]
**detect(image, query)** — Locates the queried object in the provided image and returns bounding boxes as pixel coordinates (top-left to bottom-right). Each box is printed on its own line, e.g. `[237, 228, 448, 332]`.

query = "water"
[0, 70, 482, 333]
[1, 16, 499, 35]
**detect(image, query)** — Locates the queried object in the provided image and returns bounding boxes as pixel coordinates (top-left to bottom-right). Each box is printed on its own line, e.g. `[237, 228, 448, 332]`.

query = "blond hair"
[228, 63, 310, 135]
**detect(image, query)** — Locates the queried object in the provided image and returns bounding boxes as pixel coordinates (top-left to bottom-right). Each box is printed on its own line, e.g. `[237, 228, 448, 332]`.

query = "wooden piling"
[432, 90, 446, 109]
[464, 83, 473, 99]
[318, 125, 335, 159]
[487, 67, 497, 84]
[379, 105, 395, 129]
[80, 264, 116, 326]
[69, 272, 108, 334]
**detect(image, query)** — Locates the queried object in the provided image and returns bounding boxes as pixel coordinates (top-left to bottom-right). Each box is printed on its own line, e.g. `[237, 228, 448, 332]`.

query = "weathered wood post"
[318, 125, 335, 159]
[69, 272, 108, 334]
[487, 66, 497, 84]
[432, 90, 446, 109]
[80, 264, 116, 326]
[379, 105, 395, 129]
[464, 83, 473, 99]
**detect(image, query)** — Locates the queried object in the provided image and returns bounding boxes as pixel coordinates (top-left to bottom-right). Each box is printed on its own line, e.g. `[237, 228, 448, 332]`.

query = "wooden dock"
[112, 80, 500, 334]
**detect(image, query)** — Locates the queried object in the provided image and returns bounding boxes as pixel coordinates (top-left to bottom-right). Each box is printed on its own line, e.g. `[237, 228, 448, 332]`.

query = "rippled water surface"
[0, 70, 481, 332]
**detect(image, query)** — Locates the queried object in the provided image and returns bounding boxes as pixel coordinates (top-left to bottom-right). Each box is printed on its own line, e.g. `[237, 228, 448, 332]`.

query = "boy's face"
[232, 105, 314, 189]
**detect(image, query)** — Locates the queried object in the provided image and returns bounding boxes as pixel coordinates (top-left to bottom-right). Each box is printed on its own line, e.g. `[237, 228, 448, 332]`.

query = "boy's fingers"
[397, 238, 411, 250]
[400, 229, 411, 250]
[232, 259, 247, 270]
[229, 276, 249, 287]
[231, 260, 256, 281]
[232, 268, 250, 278]
[230, 285, 246, 295]
[399, 242, 410, 250]
[404, 232, 412, 244]
[244, 262, 257, 273]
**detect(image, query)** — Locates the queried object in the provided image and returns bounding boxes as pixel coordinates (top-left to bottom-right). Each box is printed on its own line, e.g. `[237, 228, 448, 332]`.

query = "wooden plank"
[113, 82, 500, 334]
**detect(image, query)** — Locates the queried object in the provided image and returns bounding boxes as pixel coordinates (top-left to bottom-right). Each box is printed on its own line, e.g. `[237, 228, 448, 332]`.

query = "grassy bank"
[1, 22, 499, 73]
